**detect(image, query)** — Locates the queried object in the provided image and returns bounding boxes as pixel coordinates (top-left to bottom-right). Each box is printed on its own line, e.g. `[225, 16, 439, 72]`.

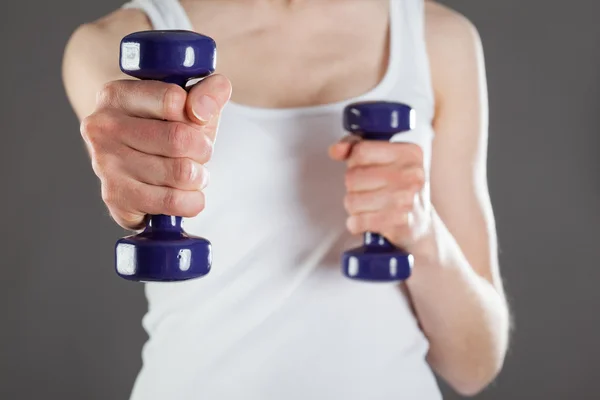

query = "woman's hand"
[329, 138, 432, 252]
[80, 74, 232, 230]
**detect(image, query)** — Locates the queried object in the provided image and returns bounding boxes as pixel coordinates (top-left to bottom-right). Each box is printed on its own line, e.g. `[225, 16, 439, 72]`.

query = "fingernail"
[199, 166, 210, 190]
[407, 212, 415, 228]
[193, 95, 218, 123]
[189, 161, 199, 183]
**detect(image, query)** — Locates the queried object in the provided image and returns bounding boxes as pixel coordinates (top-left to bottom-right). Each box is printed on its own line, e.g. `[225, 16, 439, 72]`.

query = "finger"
[96, 80, 189, 122]
[345, 165, 426, 193]
[346, 141, 424, 168]
[344, 188, 415, 215]
[345, 165, 394, 192]
[115, 147, 210, 191]
[112, 114, 213, 163]
[380, 216, 415, 248]
[186, 74, 232, 141]
[102, 177, 206, 220]
[328, 136, 361, 161]
[110, 209, 147, 231]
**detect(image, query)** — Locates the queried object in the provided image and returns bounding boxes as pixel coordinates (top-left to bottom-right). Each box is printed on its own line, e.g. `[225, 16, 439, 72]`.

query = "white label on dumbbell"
[389, 258, 398, 277]
[391, 110, 399, 129]
[183, 46, 195, 67]
[116, 243, 137, 276]
[178, 249, 192, 271]
[409, 109, 417, 130]
[348, 257, 359, 277]
[121, 42, 141, 71]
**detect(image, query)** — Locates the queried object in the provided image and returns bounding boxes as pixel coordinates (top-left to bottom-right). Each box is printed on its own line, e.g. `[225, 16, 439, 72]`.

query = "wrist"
[406, 208, 446, 264]
[405, 209, 481, 292]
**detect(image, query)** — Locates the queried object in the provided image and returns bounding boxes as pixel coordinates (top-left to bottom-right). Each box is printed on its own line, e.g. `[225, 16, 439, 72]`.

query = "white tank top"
[121, 1, 441, 399]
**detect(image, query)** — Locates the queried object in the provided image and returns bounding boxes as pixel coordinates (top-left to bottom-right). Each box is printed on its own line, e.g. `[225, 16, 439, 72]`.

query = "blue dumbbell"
[341, 101, 416, 282]
[115, 30, 216, 282]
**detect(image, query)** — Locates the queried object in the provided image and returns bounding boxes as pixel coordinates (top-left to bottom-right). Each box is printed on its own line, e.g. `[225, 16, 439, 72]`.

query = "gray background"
[1, 0, 598, 399]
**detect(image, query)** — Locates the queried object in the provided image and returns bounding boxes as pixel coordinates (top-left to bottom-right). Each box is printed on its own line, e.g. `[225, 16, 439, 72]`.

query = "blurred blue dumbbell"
[341, 101, 416, 282]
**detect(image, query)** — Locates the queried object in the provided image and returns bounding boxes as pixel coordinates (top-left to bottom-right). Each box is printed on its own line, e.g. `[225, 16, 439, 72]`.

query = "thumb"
[328, 135, 360, 161]
[185, 74, 232, 139]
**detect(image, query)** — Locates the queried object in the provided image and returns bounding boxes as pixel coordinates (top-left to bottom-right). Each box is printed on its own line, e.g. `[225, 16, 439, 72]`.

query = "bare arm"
[62, 9, 151, 121]
[404, 2, 510, 395]
[328, 3, 510, 392]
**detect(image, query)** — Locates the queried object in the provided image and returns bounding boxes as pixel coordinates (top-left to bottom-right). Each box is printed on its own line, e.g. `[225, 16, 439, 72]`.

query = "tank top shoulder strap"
[122, 0, 194, 31]
[389, 0, 435, 119]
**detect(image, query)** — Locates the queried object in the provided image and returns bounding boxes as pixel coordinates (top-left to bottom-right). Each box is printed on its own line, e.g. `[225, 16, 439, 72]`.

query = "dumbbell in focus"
[341, 101, 416, 282]
[115, 30, 216, 282]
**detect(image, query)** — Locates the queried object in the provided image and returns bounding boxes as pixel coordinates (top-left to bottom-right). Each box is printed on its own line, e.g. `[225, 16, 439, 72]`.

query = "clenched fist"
[329, 138, 432, 251]
[80, 74, 232, 230]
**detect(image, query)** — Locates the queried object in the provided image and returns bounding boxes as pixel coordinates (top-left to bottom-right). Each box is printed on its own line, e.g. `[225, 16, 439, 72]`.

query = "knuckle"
[162, 84, 186, 120]
[101, 181, 118, 207]
[114, 211, 144, 231]
[344, 172, 353, 190]
[362, 214, 377, 233]
[97, 81, 120, 107]
[353, 142, 368, 161]
[386, 168, 402, 185]
[408, 167, 426, 188]
[81, 113, 117, 148]
[79, 116, 94, 140]
[393, 212, 410, 227]
[90, 156, 102, 177]
[346, 217, 359, 234]
[398, 143, 423, 163]
[172, 158, 195, 186]
[134, 186, 155, 215]
[409, 144, 424, 163]
[394, 191, 412, 210]
[162, 190, 205, 217]
[90, 153, 108, 178]
[196, 134, 214, 164]
[162, 188, 183, 213]
[188, 192, 206, 216]
[345, 168, 358, 189]
[167, 122, 193, 156]
[80, 114, 101, 142]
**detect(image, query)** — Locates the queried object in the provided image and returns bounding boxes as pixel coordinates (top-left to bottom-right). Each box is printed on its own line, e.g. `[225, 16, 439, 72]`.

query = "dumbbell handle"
[363, 232, 395, 249]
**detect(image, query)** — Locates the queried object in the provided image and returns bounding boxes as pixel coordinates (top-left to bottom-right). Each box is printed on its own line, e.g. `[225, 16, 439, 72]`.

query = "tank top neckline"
[142, 0, 403, 119]
[225, 0, 402, 119]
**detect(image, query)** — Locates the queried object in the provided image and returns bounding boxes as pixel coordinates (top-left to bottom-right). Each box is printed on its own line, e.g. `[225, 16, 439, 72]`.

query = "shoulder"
[62, 8, 152, 119]
[423, 1, 485, 104]
[424, 1, 481, 56]
[424, 1, 479, 37]
[63, 7, 151, 78]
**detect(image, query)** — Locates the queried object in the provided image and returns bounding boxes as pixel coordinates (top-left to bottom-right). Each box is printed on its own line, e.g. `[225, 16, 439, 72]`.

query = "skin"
[62, 0, 511, 396]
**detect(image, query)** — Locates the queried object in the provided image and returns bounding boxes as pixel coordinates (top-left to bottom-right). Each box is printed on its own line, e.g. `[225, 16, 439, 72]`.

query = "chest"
[182, 0, 391, 108]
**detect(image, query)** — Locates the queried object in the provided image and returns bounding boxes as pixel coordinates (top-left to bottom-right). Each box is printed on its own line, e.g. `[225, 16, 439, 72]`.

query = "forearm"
[405, 210, 510, 396]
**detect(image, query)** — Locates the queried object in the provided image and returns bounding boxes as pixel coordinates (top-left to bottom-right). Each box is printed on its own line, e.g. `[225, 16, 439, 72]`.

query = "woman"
[62, 0, 511, 398]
